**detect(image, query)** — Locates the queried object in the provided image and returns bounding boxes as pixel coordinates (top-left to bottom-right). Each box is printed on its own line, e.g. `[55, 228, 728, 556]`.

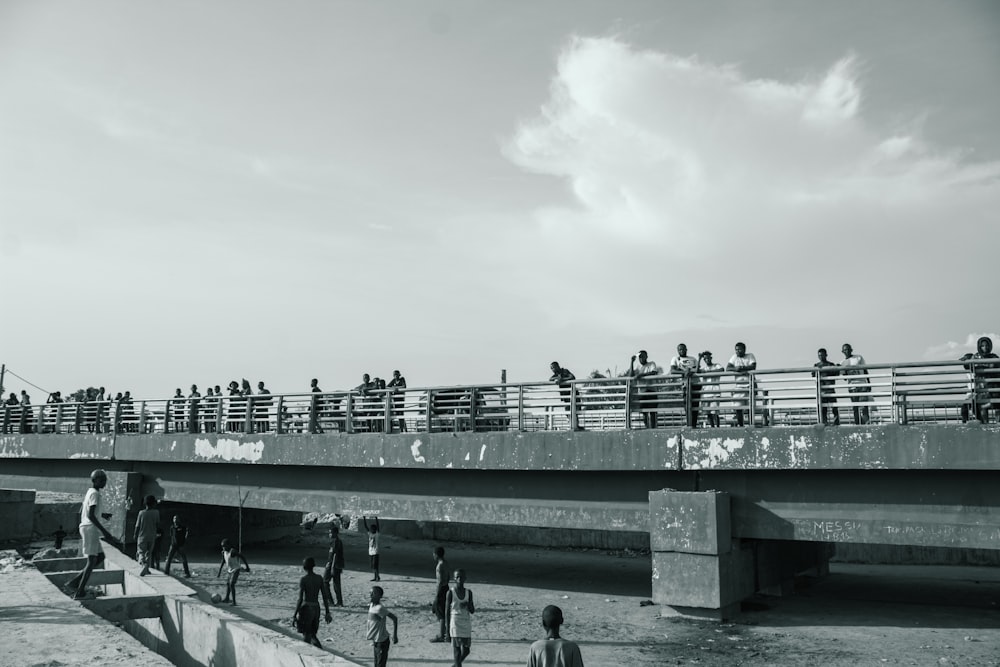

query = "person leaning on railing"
[669, 344, 699, 428]
[959, 336, 999, 424]
[726, 342, 757, 427]
[840, 344, 870, 425]
[628, 350, 663, 429]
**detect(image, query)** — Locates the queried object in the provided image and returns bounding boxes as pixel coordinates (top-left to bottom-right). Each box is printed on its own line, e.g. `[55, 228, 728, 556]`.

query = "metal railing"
[2, 360, 998, 436]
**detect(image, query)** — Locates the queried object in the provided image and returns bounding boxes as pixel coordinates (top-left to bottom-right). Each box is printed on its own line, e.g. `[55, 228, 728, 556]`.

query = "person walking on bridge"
[549, 362, 581, 430]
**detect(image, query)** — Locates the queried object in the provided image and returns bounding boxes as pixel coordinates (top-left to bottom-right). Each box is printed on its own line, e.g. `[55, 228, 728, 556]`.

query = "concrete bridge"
[3, 420, 999, 620]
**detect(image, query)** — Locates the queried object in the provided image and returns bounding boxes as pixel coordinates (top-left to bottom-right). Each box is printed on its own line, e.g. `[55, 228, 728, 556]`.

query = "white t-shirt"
[842, 354, 868, 383]
[670, 355, 698, 373]
[80, 487, 102, 527]
[366, 603, 390, 643]
[632, 361, 663, 385]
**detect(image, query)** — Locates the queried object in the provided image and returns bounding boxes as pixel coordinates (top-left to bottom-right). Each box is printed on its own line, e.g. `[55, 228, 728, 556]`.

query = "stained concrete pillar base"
[669, 603, 741, 622]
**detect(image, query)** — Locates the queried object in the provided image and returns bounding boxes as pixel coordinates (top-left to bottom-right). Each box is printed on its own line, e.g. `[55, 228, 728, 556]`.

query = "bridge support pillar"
[103, 471, 143, 547]
[650, 490, 835, 621]
[650, 490, 753, 620]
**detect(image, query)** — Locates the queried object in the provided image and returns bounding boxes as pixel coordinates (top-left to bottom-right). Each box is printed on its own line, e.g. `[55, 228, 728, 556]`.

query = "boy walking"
[65, 469, 118, 600]
[527, 605, 584, 667]
[293, 557, 332, 648]
[367, 585, 398, 667]
[445, 568, 475, 667]
[133, 495, 160, 576]
[217, 538, 251, 605]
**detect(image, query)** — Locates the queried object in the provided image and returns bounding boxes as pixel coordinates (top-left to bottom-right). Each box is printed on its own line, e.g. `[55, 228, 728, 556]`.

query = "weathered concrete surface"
[682, 424, 1000, 470]
[112, 429, 682, 470]
[649, 490, 731, 554]
[651, 543, 755, 615]
[0, 432, 114, 459]
[151, 481, 650, 532]
[33, 555, 88, 572]
[47, 567, 124, 588]
[81, 594, 163, 622]
[732, 499, 1000, 549]
[0, 488, 35, 544]
[0, 549, 175, 667]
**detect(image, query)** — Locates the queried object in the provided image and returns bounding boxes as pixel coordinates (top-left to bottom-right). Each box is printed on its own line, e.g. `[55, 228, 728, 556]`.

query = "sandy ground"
[134, 528, 1000, 667]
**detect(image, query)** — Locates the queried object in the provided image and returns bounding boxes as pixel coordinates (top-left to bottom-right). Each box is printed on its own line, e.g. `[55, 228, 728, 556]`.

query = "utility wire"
[2, 368, 50, 396]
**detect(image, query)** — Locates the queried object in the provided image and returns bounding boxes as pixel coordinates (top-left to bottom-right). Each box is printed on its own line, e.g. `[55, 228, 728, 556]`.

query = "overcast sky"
[1, 1, 998, 399]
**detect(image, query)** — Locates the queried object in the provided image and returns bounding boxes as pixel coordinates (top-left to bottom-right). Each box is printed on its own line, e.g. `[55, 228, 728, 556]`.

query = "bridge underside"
[2, 424, 999, 619]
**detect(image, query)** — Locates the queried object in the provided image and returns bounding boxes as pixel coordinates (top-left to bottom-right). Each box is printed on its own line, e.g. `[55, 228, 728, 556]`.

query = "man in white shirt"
[670, 343, 700, 427]
[64, 469, 117, 599]
[629, 350, 663, 429]
[726, 342, 757, 427]
[841, 343, 870, 425]
[698, 351, 725, 427]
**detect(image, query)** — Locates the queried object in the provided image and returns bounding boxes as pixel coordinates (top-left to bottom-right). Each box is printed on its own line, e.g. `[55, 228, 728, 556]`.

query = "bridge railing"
[1, 360, 997, 436]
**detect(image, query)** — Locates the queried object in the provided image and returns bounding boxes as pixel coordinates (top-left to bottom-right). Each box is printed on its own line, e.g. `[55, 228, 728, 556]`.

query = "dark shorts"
[296, 604, 320, 634]
[433, 584, 448, 618]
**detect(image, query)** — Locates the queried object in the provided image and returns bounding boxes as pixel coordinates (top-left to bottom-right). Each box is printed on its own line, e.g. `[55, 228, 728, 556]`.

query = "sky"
[1, 1, 999, 399]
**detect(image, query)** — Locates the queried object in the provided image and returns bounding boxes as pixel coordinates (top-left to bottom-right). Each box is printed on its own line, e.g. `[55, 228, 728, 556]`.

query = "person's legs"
[333, 568, 343, 605]
[138, 541, 151, 575]
[164, 545, 176, 575]
[374, 638, 390, 667]
[180, 548, 190, 577]
[453, 639, 463, 666]
[372, 554, 380, 581]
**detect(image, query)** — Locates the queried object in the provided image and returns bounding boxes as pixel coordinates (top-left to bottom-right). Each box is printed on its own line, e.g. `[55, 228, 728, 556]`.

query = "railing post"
[570, 383, 578, 431]
[748, 373, 756, 427]
[683, 375, 692, 427]
[517, 386, 525, 432]
[384, 392, 392, 433]
[625, 378, 632, 430]
[469, 389, 478, 432]
[35, 405, 44, 434]
[425, 390, 433, 433]
[245, 396, 255, 434]
[344, 394, 354, 434]
[816, 367, 823, 425]
[73, 403, 83, 434]
[113, 402, 122, 435]
[308, 393, 319, 434]
[137, 401, 147, 434]
[275, 396, 285, 434]
[1, 406, 8, 434]
[216, 397, 225, 434]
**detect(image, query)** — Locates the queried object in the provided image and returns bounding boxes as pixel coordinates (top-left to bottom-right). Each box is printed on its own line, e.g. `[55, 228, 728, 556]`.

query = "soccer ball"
[211, 593, 222, 604]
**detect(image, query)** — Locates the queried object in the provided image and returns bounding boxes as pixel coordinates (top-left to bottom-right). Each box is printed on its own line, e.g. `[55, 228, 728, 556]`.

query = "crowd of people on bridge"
[4, 337, 999, 435]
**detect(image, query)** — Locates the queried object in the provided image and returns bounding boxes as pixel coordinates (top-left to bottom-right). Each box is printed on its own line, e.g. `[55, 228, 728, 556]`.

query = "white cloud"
[502, 36, 1000, 337]
[924, 333, 1000, 360]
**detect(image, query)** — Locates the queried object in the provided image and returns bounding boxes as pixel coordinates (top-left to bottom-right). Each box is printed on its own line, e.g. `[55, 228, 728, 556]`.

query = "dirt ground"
[139, 528, 1000, 667]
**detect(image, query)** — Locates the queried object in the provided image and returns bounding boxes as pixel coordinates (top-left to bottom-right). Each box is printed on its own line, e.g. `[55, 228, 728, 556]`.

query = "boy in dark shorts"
[217, 538, 251, 605]
[430, 546, 451, 642]
[293, 557, 332, 647]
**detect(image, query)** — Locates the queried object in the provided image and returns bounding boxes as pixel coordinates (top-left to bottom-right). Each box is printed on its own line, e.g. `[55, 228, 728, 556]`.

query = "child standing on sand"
[363, 515, 381, 581]
[446, 568, 475, 667]
[217, 538, 251, 605]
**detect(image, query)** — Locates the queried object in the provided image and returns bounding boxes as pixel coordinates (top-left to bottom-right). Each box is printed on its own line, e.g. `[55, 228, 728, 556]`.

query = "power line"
[2, 368, 50, 396]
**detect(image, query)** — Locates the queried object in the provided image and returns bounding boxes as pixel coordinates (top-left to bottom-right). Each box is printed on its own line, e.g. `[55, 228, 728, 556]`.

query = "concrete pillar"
[649, 489, 754, 620]
[103, 471, 143, 546]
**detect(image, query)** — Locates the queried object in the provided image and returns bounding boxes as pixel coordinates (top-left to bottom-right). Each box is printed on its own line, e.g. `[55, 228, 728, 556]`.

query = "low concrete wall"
[86, 544, 363, 666]
[0, 488, 36, 545]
